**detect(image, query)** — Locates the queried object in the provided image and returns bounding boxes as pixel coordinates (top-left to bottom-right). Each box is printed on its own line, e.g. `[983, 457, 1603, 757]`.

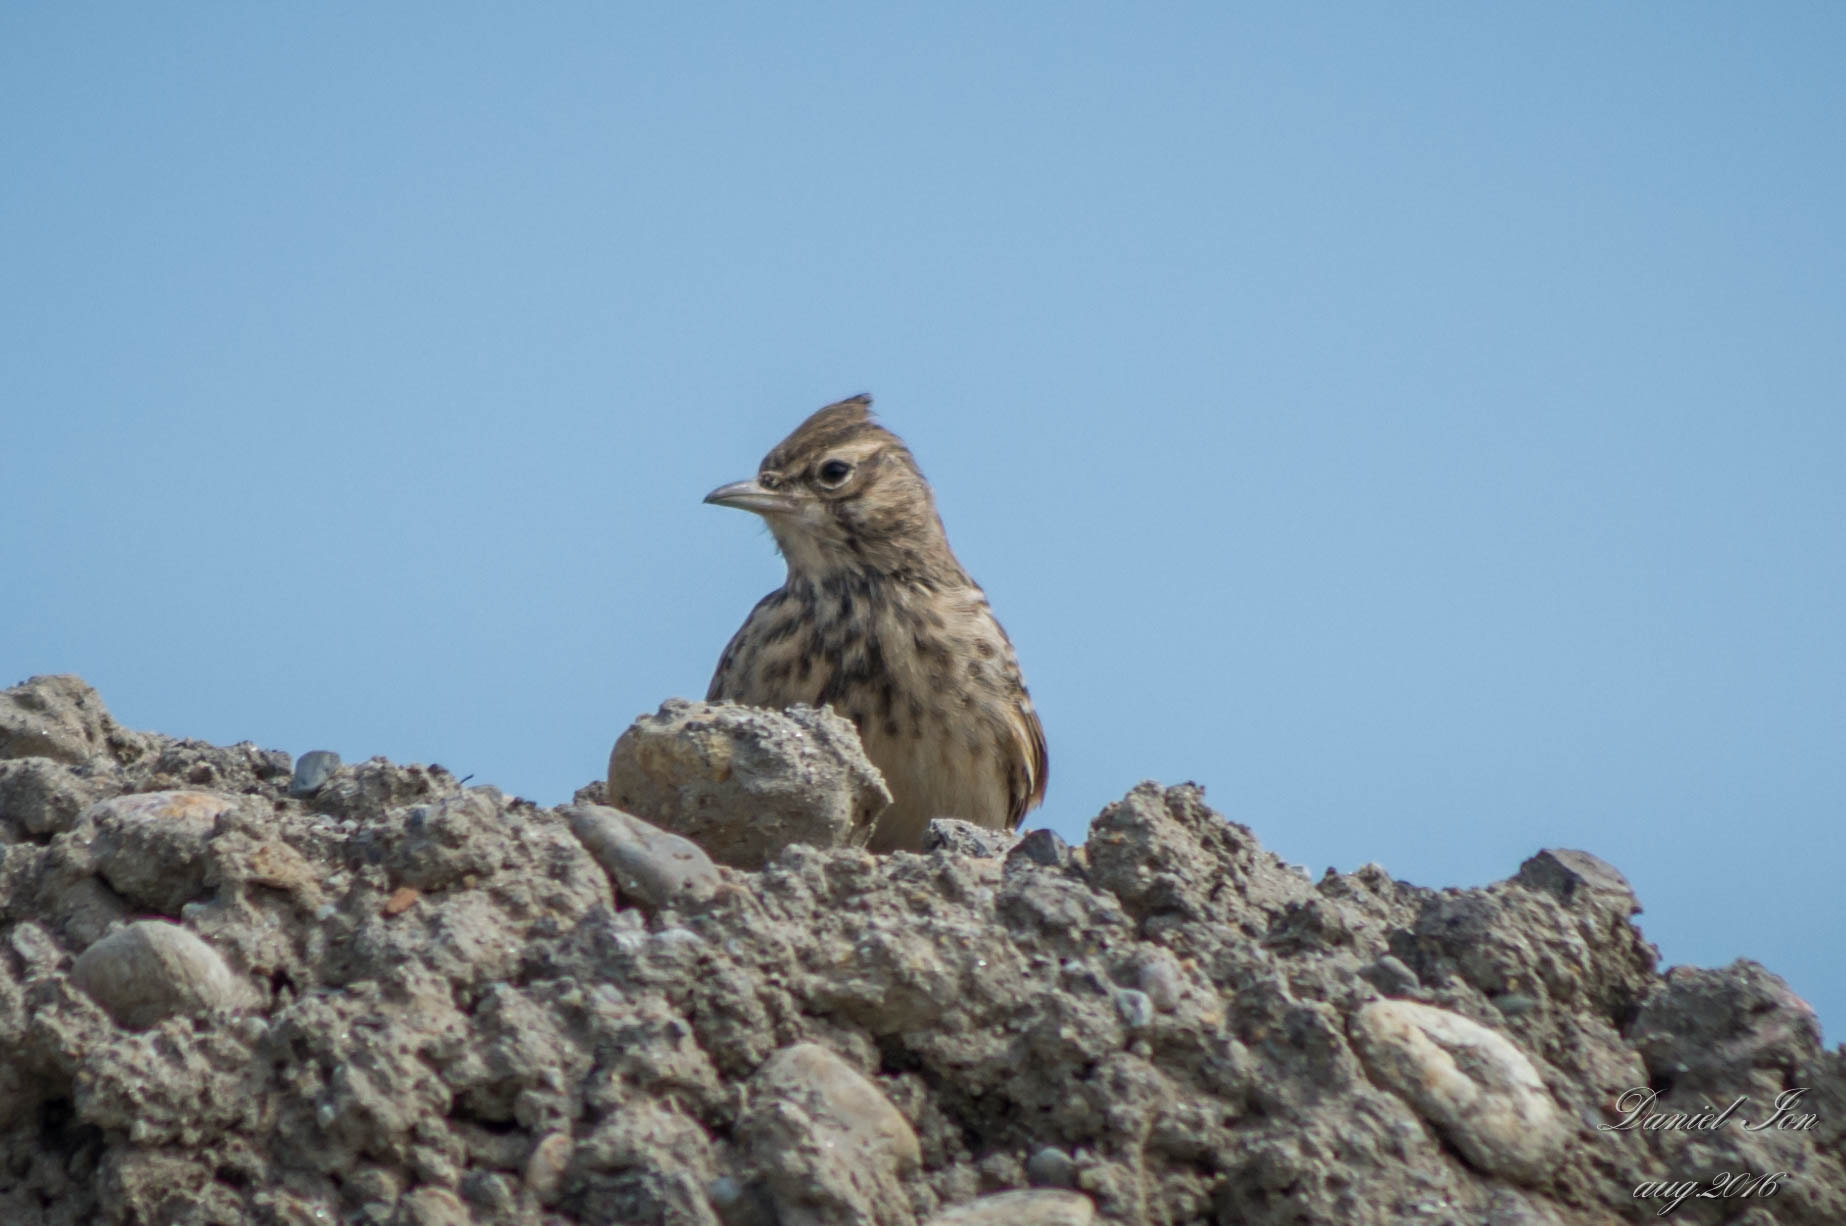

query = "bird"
[703, 394, 1047, 853]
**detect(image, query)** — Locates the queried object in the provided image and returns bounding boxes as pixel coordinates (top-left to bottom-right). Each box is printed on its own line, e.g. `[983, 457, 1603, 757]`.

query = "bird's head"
[705, 395, 959, 584]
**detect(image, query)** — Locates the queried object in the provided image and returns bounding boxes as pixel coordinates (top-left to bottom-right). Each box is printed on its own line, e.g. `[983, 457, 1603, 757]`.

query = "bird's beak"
[704, 478, 796, 516]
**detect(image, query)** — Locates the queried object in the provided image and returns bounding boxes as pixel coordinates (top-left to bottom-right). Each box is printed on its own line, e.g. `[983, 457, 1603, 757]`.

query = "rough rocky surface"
[606, 700, 889, 869]
[0, 673, 1841, 1225]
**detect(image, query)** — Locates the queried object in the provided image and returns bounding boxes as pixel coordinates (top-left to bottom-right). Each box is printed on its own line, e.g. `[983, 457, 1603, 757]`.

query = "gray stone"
[9, 920, 64, 970]
[1490, 991, 1540, 1017]
[606, 699, 889, 869]
[1006, 827, 1073, 871]
[1111, 987, 1155, 1029]
[459, 1169, 516, 1215]
[308, 755, 464, 820]
[1629, 958, 1824, 1096]
[0, 675, 131, 765]
[568, 803, 720, 910]
[1514, 846, 1638, 914]
[1024, 1146, 1076, 1188]
[1130, 950, 1185, 1012]
[565, 1099, 719, 1225]
[0, 757, 106, 837]
[1085, 781, 1313, 931]
[750, 1044, 919, 1172]
[523, 1132, 572, 1205]
[87, 789, 238, 915]
[71, 920, 254, 1029]
[739, 1042, 919, 1226]
[922, 818, 1016, 858]
[288, 749, 342, 796]
[1359, 953, 1421, 996]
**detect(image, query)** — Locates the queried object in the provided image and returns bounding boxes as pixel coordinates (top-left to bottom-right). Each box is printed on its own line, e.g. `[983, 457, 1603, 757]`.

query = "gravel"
[0, 673, 1840, 1225]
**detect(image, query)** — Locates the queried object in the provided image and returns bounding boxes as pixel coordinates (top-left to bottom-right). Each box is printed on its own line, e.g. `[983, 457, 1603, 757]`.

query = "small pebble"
[1135, 954, 1185, 1012]
[1112, 988, 1156, 1030]
[288, 750, 342, 797]
[923, 818, 1017, 858]
[1491, 992, 1540, 1018]
[10, 921, 63, 970]
[568, 803, 720, 910]
[1361, 955, 1422, 997]
[461, 1171, 516, 1215]
[382, 887, 421, 917]
[706, 1173, 776, 1225]
[1006, 828, 1073, 872]
[1026, 1145, 1076, 1188]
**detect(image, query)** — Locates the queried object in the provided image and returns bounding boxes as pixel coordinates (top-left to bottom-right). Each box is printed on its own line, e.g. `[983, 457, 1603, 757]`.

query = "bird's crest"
[763, 394, 886, 472]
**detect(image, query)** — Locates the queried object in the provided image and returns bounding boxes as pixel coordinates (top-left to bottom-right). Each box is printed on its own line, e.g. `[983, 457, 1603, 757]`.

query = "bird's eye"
[816, 459, 853, 487]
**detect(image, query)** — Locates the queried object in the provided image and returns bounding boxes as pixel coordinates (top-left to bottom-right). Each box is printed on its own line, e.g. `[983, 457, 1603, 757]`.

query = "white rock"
[1350, 999, 1564, 1183]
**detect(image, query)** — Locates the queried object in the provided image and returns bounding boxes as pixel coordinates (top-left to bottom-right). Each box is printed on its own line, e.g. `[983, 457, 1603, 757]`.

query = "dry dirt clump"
[0, 676, 1840, 1226]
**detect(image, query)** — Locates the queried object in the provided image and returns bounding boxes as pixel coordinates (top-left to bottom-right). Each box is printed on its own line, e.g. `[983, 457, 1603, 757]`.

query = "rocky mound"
[0, 675, 1840, 1225]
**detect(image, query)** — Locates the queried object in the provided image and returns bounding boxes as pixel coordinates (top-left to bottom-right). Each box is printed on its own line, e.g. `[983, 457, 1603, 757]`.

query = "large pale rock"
[607, 699, 889, 869]
[739, 1042, 919, 1226]
[1349, 999, 1565, 1183]
[88, 790, 238, 915]
[71, 920, 254, 1029]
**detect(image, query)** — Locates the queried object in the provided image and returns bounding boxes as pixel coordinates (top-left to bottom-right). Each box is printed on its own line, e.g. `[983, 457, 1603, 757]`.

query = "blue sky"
[5, 6, 1842, 1037]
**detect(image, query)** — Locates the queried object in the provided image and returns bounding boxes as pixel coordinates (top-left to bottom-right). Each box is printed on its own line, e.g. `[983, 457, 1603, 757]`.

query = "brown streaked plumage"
[704, 394, 1047, 852]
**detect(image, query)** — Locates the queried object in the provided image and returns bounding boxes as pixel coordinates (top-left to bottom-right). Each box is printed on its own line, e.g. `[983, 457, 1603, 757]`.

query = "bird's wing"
[1006, 697, 1049, 828]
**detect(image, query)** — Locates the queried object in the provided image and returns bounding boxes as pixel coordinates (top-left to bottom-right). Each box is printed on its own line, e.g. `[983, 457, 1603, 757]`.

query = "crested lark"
[705, 395, 1047, 852]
